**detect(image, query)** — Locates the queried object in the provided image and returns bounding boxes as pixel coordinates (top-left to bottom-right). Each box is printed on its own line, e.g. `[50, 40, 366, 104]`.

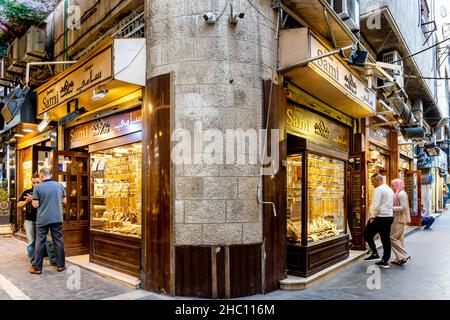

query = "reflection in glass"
[90, 143, 142, 237]
[287, 155, 302, 243]
[307, 153, 345, 244]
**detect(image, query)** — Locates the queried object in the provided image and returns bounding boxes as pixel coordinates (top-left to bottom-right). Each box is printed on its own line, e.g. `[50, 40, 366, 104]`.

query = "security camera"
[229, 4, 245, 24]
[203, 12, 218, 24]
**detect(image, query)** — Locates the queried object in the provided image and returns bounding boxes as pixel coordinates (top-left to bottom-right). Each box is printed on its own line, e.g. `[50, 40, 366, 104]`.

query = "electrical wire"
[393, 36, 450, 63]
[216, 0, 230, 20]
[113, 42, 146, 78]
[246, 0, 277, 25]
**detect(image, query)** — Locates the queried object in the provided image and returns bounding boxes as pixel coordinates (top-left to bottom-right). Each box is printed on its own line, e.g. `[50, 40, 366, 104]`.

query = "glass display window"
[287, 155, 302, 243]
[90, 142, 142, 237]
[286, 152, 346, 245]
[307, 153, 345, 244]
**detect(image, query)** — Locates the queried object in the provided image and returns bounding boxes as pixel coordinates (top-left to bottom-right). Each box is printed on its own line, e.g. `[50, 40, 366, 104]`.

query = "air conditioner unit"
[382, 50, 404, 88]
[19, 26, 47, 63]
[333, 0, 360, 32]
[6, 39, 25, 74]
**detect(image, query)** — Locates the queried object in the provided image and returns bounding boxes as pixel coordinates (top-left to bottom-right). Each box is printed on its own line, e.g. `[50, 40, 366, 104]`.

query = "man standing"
[363, 173, 394, 269]
[30, 168, 67, 274]
[18, 173, 56, 268]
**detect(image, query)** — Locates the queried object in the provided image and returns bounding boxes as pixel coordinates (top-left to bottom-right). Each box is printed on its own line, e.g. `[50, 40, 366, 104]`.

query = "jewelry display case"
[90, 142, 142, 238]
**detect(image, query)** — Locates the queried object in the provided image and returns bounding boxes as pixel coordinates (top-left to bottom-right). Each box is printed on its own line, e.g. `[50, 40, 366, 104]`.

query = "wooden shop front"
[35, 37, 146, 274]
[285, 93, 351, 277]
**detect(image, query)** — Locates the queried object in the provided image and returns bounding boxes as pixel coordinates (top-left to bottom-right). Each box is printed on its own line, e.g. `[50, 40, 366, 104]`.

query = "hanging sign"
[37, 47, 113, 115]
[67, 109, 142, 149]
[286, 104, 350, 152]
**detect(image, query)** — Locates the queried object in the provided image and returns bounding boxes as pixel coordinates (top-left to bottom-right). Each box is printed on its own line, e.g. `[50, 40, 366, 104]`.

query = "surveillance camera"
[203, 12, 218, 24]
[230, 12, 245, 24]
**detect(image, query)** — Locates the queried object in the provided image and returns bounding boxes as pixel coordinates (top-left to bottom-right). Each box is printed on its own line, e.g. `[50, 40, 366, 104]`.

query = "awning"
[360, 7, 439, 122]
[279, 28, 376, 118]
[281, 0, 357, 48]
[35, 37, 146, 121]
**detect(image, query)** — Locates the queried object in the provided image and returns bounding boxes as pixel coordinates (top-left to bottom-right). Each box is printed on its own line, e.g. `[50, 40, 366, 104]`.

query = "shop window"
[307, 154, 345, 243]
[90, 142, 142, 238]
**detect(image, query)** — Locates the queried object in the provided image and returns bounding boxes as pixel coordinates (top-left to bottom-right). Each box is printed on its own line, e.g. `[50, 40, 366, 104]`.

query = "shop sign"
[37, 47, 113, 115]
[369, 127, 390, 149]
[417, 148, 448, 170]
[286, 104, 349, 152]
[67, 109, 142, 149]
[309, 36, 376, 112]
[0, 201, 10, 217]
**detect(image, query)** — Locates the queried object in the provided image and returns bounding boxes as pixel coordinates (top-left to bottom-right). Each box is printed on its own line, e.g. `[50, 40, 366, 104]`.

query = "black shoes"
[375, 260, 390, 269]
[363, 253, 381, 261]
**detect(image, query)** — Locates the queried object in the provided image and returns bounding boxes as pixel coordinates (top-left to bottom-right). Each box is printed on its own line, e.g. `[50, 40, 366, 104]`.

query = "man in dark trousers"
[30, 168, 67, 274]
[18, 173, 56, 268]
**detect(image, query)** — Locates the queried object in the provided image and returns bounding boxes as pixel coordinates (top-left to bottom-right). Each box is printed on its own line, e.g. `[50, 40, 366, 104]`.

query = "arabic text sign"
[67, 109, 142, 149]
[309, 36, 377, 112]
[286, 104, 350, 152]
[37, 47, 113, 115]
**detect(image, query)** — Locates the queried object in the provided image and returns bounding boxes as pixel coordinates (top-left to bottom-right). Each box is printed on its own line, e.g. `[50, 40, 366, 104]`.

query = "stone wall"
[146, 0, 278, 246]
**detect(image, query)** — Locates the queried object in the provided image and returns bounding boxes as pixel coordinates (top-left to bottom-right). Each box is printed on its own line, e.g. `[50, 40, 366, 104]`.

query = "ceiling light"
[92, 86, 109, 100]
[38, 112, 51, 132]
[113, 148, 128, 154]
[14, 134, 25, 138]
[22, 128, 34, 133]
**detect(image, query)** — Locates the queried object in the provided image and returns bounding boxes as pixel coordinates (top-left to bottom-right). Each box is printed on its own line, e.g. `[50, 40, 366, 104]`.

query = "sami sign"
[37, 47, 113, 115]
[309, 36, 377, 113]
[286, 104, 350, 152]
[67, 109, 142, 149]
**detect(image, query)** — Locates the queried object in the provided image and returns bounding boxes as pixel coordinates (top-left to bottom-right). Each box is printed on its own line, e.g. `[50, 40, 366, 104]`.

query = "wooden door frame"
[406, 170, 422, 226]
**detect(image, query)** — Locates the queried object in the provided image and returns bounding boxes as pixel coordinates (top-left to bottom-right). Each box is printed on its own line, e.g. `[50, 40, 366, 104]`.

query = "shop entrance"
[53, 151, 90, 256]
[17, 145, 53, 233]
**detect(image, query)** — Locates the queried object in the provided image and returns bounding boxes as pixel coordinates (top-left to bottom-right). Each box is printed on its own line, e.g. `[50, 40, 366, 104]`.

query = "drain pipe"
[25, 61, 77, 87]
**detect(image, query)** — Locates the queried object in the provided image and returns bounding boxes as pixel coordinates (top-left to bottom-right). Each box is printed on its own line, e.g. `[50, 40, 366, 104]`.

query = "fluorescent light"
[113, 148, 128, 154]
[38, 113, 51, 132]
[22, 129, 34, 133]
[14, 134, 25, 138]
[92, 87, 108, 100]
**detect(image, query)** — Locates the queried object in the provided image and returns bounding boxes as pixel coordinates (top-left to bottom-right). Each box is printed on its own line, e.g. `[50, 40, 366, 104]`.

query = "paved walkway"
[1, 213, 449, 300]
[0, 236, 167, 300]
[245, 213, 450, 300]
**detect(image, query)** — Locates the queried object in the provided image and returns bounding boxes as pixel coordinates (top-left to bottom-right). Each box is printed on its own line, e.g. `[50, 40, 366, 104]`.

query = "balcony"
[359, 0, 440, 124]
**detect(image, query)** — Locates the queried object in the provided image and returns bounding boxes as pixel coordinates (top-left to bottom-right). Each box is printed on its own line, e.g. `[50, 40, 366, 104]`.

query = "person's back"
[30, 168, 67, 274]
[34, 180, 65, 226]
[372, 183, 394, 217]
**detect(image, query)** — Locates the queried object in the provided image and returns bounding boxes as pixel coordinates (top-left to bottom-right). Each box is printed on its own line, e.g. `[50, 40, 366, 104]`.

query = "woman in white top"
[390, 178, 411, 265]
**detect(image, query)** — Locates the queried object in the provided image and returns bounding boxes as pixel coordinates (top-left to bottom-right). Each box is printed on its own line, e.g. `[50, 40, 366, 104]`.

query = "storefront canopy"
[35, 37, 146, 122]
[281, 0, 357, 48]
[279, 28, 377, 118]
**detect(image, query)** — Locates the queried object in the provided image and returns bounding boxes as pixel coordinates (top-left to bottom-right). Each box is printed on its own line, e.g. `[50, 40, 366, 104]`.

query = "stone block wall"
[146, 0, 278, 246]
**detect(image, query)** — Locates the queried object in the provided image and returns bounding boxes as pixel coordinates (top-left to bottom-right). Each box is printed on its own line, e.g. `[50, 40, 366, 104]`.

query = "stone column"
[145, 0, 278, 297]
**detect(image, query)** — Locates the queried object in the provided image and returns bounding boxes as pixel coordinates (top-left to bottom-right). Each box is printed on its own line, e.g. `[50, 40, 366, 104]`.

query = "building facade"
[0, 0, 449, 298]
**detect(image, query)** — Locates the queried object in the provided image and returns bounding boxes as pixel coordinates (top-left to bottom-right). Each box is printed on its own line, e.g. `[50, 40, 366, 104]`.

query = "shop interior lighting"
[113, 148, 129, 154]
[14, 134, 25, 138]
[38, 112, 51, 132]
[92, 86, 109, 100]
[22, 128, 34, 133]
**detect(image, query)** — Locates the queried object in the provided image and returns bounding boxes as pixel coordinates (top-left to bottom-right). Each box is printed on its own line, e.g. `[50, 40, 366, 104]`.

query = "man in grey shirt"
[31, 168, 67, 274]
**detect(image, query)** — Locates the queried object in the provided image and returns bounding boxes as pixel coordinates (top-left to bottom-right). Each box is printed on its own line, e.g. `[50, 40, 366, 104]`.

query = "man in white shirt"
[363, 173, 395, 269]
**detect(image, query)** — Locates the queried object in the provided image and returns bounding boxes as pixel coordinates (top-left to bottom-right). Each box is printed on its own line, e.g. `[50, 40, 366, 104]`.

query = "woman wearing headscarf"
[390, 178, 411, 265]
